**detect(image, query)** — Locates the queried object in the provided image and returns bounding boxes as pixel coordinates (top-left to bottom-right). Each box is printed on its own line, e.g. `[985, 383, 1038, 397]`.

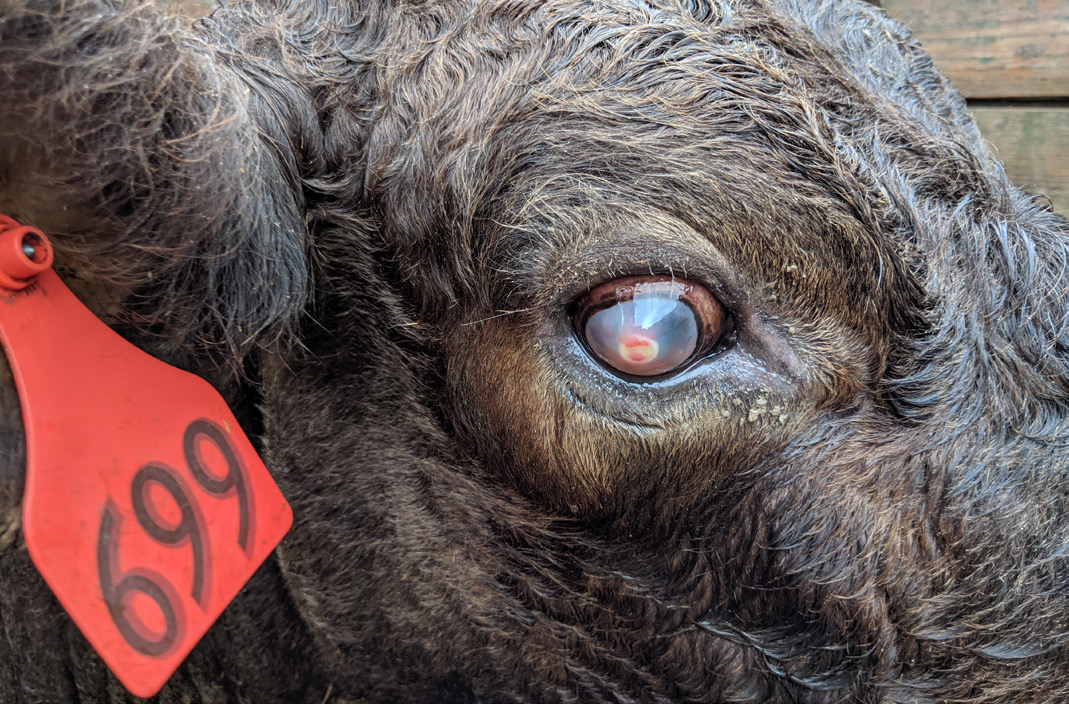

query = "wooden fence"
[883, 0, 1068, 213]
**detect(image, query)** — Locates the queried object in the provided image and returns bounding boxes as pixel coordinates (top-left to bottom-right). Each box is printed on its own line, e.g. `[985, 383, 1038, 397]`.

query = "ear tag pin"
[0, 215, 293, 698]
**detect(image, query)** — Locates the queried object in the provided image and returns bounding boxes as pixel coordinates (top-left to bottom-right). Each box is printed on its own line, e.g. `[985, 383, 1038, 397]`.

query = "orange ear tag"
[0, 216, 293, 698]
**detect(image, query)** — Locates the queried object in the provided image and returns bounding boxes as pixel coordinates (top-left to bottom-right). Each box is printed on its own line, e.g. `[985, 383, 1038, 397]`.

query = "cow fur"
[0, 0, 1066, 702]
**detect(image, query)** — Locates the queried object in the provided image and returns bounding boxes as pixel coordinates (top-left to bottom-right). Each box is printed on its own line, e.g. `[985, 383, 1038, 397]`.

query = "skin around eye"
[573, 275, 726, 378]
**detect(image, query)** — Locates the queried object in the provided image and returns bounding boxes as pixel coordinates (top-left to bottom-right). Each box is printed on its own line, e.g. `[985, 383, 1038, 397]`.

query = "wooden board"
[881, 0, 1069, 100]
[165, 0, 212, 19]
[970, 106, 1069, 215]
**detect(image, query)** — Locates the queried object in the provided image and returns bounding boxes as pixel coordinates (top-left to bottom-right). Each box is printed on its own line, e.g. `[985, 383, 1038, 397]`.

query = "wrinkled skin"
[0, 0, 1066, 702]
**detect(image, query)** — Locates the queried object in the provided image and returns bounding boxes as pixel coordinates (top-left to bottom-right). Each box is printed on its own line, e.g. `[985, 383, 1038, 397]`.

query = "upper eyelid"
[480, 213, 754, 313]
[548, 255, 742, 314]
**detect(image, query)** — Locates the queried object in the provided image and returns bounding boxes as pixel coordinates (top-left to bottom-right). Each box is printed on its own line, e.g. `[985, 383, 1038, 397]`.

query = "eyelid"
[521, 216, 744, 306]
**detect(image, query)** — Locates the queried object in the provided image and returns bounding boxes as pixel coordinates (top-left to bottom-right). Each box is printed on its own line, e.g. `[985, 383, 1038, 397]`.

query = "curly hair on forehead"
[0, 0, 1066, 702]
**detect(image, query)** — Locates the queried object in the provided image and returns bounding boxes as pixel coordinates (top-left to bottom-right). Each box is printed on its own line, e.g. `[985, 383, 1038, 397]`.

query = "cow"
[0, 0, 1066, 702]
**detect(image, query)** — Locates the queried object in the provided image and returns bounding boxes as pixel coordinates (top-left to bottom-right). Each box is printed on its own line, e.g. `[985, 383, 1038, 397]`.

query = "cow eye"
[572, 275, 727, 378]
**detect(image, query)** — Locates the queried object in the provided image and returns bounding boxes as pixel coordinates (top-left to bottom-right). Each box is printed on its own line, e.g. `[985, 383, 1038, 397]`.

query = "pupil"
[584, 292, 698, 377]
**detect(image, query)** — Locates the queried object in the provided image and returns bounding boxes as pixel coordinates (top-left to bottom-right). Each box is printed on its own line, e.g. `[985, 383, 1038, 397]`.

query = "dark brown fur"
[0, 0, 1066, 702]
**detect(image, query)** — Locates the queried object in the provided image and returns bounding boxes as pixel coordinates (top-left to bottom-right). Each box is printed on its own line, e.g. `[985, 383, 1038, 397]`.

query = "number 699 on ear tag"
[0, 217, 293, 698]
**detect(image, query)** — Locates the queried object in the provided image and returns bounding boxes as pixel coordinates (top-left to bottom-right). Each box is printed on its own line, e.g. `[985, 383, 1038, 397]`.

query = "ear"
[0, 0, 332, 564]
[0, 7, 336, 695]
[0, 0, 313, 375]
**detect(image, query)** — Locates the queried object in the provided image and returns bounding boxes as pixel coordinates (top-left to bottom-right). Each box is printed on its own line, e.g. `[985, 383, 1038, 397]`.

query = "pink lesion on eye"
[617, 333, 659, 364]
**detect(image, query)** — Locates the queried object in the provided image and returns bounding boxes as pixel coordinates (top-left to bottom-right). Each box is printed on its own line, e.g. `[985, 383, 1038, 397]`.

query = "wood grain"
[882, 0, 1069, 99]
[971, 107, 1069, 214]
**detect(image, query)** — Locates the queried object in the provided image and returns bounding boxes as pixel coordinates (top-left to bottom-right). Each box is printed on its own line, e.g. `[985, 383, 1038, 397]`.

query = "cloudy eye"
[573, 275, 727, 378]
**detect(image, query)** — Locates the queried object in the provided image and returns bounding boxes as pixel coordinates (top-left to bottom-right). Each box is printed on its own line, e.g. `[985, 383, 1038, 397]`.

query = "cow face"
[0, 0, 1066, 701]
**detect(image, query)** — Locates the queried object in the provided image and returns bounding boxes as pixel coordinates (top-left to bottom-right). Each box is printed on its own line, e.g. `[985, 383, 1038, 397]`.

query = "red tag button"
[0, 221, 293, 698]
